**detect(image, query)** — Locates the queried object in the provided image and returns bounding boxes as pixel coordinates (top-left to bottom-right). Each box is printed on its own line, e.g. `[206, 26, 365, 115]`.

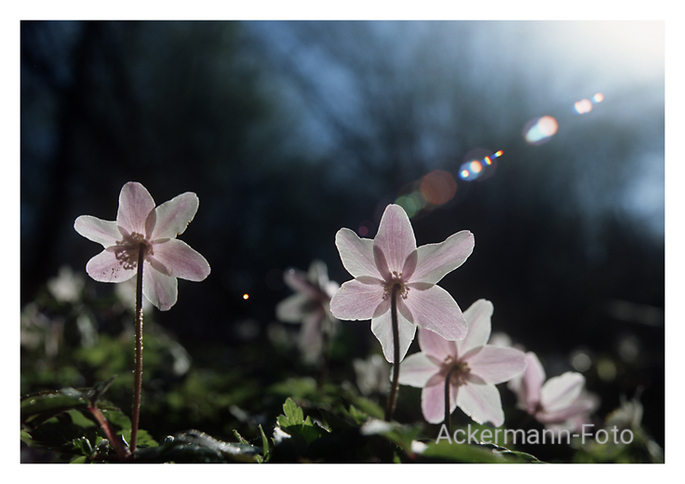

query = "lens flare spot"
[593, 92, 604, 103]
[574, 99, 593, 114]
[242, 293, 250, 300]
[420, 170, 457, 205]
[358, 225, 369, 236]
[523, 115, 558, 145]
[395, 191, 427, 218]
[459, 160, 484, 181]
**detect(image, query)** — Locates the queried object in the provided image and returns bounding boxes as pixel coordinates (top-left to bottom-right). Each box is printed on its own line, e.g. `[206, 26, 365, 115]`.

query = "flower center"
[383, 271, 409, 300]
[113, 232, 153, 270]
[444, 357, 471, 387]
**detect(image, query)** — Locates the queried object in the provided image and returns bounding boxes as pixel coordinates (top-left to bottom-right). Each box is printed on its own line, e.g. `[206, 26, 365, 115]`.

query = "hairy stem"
[385, 285, 401, 421]
[130, 243, 145, 454]
[444, 367, 457, 435]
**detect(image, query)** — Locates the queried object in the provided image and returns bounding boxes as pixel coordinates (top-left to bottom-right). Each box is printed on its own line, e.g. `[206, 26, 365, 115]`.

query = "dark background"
[20, 21, 664, 447]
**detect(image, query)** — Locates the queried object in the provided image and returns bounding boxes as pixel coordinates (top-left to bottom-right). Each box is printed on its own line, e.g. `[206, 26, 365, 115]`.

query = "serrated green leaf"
[275, 398, 326, 445]
[277, 397, 304, 428]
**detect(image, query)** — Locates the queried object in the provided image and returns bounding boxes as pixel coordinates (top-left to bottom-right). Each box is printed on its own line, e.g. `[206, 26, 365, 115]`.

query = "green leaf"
[21, 390, 89, 427]
[277, 397, 304, 428]
[348, 405, 368, 426]
[420, 440, 510, 463]
[276, 398, 326, 445]
[258, 424, 270, 462]
[419, 439, 542, 463]
[133, 430, 260, 463]
[232, 429, 249, 445]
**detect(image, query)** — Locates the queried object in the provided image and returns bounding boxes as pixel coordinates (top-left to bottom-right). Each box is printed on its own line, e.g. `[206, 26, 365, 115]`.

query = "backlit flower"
[508, 351, 598, 430]
[276, 260, 339, 363]
[47, 265, 85, 303]
[74, 181, 210, 311]
[330, 204, 474, 363]
[398, 299, 527, 426]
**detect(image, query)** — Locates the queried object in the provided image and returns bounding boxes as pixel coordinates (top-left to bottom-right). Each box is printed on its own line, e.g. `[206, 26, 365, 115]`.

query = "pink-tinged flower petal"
[276, 293, 310, 322]
[116, 182, 156, 235]
[457, 379, 505, 427]
[335, 228, 383, 279]
[410, 230, 474, 284]
[465, 346, 527, 385]
[283, 268, 322, 300]
[85, 249, 137, 283]
[517, 352, 546, 412]
[421, 373, 457, 424]
[307, 260, 331, 290]
[398, 352, 440, 387]
[403, 285, 467, 341]
[401, 249, 418, 281]
[418, 327, 457, 361]
[150, 239, 210, 281]
[299, 308, 325, 363]
[149, 192, 199, 240]
[74, 216, 122, 248]
[142, 264, 178, 311]
[370, 306, 417, 363]
[538, 397, 598, 424]
[540, 372, 585, 413]
[372, 245, 392, 281]
[373, 204, 416, 274]
[455, 299, 493, 355]
[330, 279, 385, 320]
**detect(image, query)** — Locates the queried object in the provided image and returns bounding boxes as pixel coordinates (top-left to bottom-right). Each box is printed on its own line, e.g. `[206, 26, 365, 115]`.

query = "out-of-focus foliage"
[21, 269, 663, 462]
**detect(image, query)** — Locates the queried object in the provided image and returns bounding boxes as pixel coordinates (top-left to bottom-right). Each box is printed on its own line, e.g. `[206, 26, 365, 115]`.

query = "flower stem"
[444, 367, 457, 435]
[88, 405, 131, 462]
[317, 327, 330, 391]
[385, 285, 401, 422]
[130, 243, 145, 454]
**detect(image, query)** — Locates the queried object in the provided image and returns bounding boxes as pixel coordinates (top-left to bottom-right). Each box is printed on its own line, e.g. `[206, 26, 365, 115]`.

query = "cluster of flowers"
[277, 204, 597, 430]
[74, 183, 596, 432]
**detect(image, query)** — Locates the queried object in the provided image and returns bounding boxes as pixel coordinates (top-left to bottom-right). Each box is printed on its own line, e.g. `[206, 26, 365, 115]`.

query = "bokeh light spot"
[597, 358, 617, 382]
[395, 191, 427, 218]
[242, 293, 250, 300]
[420, 170, 457, 205]
[574, 99, 593, 114]
[593, 92, 604, 103]
[571, 350, 592, 372]
[523, 115, 558, 145]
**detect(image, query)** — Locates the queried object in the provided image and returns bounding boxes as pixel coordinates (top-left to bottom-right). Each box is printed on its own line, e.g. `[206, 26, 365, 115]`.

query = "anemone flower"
[330, 204, 474, 364]
[398, 299, 527, 427]
[74, 181, 209, 454]
[276, 260, 339, 364]
[74, 181, 210, 311]
[508, 351, 598, 431]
